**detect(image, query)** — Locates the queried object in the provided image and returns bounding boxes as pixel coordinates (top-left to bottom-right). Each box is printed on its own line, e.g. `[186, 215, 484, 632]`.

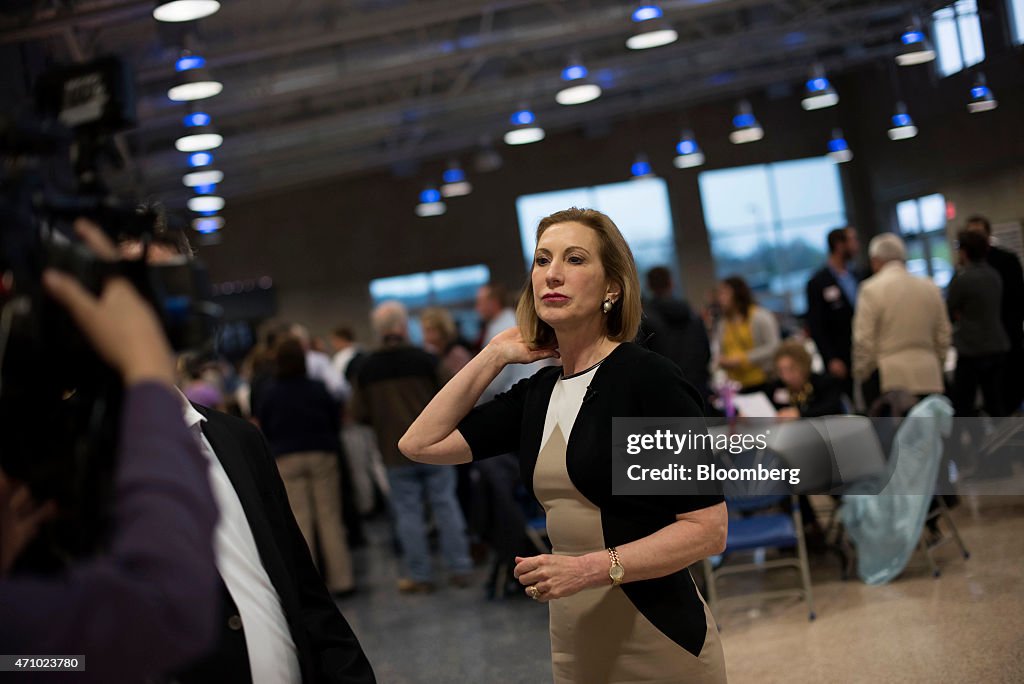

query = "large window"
[515, 177, 681, 295]
[933, 0, 985, 76]
[369, 264, 490, 345]
[895, 194, 954, 288]
[698, 157, 847, 314]
[1010, 0, 1024, 44]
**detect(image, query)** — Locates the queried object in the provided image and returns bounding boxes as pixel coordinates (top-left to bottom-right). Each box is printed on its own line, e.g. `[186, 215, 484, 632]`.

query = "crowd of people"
[153, 212, 1022, 612]
[2, 208, 1021, 682]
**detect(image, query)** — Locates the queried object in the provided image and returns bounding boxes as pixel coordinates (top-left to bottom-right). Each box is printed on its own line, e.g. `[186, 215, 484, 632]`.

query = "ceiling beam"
[0, 0, 151, 45]
[132, 0, 911, 135]
[144, 37, 901, 204]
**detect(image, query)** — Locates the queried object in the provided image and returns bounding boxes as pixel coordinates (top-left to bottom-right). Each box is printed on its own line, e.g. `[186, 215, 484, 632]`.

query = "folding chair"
[703, 493, 815, 624]
[701, 443, 816, 625]
[918, 496, 970, 577]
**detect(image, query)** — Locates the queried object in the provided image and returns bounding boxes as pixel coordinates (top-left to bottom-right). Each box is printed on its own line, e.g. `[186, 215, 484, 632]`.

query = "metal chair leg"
[919, 534, 940, 578]
[937, 497, 971, 560]
[791, 496, 816, 620]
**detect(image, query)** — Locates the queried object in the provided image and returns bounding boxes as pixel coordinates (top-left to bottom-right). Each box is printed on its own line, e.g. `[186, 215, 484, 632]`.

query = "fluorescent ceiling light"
[555, 83, 602, 105]
[415, 202, 446, 217]
[175, 132, 223, 152]
[504, 127, 545, 145]
[626, 28, 678, 50]
[188, 195, 225, 212]
[168, 80, 223, 101]
[192, 216, 225, 233]
[153, 1, 221, 23]
[183, 169, 224, 187]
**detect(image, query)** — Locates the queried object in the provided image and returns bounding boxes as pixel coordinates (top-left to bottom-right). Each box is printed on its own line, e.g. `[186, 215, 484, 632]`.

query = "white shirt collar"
[177, 387, 208, 431]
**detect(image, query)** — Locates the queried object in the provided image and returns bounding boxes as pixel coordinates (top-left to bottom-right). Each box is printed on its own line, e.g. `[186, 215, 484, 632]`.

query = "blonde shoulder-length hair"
[516, 207, 642, 348]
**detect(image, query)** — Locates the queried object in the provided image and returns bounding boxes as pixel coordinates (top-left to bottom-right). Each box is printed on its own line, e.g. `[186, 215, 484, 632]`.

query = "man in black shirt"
[947, 231, 1010, 418]
[966, 216, 1024, 413]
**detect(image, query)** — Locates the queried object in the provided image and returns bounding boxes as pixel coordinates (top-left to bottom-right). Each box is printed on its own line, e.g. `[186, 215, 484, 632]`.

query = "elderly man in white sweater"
[853, 233, 951, 408]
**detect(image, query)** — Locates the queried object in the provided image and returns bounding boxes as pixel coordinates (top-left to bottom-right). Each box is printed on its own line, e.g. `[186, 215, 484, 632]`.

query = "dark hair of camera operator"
[116, 209, 193, 262]
[0, 219, 220, 682]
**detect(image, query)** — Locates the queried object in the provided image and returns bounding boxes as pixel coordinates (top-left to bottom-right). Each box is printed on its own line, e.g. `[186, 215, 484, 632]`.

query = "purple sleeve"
[0, 382, 220, 683]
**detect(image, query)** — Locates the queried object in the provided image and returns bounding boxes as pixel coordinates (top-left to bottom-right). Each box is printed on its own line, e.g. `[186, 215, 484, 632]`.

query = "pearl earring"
[602, 298, 613, 314]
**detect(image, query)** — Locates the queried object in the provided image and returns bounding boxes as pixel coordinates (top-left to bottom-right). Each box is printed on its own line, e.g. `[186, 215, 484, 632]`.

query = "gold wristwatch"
[607, 547, 625, 587]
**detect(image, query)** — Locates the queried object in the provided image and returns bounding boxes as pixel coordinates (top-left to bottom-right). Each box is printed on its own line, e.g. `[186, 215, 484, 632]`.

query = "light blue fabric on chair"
[839, 395, 954, 585]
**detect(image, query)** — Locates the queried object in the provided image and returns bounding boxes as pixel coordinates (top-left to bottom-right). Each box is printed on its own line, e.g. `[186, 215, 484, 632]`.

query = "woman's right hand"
[41, 219, 176, 387]
[485, 327, 560, 366]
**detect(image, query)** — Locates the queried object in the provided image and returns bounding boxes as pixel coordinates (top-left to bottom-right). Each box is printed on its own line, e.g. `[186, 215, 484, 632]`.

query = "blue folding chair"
[702, 452, 816, 624]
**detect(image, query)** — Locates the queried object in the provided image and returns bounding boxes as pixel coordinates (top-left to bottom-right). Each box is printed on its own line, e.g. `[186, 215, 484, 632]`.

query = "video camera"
[0, 56, 221, 563]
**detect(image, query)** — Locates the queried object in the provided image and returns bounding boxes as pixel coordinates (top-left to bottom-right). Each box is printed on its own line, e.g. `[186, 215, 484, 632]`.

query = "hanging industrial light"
[188, 194, 225, 213]
[473, 138, 504, 172]
[153, 1, 221, 23]
[183, 168, 223, 187]
[188, 151, 213, 167]
[895, 19, 936, 66]
[555, 58, 602, 105]
[673, 130, 705, 169]
[626, 4, 678, 50]
[967, 73, 998, 113]
[801, 64, 839, 110]
[440, 161, 472, 197]
[729, 100, 764, 144]
[827, 129, 853, 163]
[630, 153, 654, 179]
[168, 53, 223, 102]
[192, 216, 225, 233]
[887, 102, 918, 140]
[415, 187, 446, 217]
[174, 111, 222, 152]
[504, 108, 545, 145]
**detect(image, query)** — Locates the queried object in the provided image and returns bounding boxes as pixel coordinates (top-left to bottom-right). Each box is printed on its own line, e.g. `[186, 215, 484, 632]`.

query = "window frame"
[932, 0, 986, 77]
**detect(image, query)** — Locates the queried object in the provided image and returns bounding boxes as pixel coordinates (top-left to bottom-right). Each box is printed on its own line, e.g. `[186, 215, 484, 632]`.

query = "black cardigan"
[769, 373, 846, 417]
[458, 342, 723, 657]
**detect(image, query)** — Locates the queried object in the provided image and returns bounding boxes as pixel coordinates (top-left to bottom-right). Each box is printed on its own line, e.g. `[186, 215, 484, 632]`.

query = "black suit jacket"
[768, 373, 846, 417]
[806, 266, 857, 367]
[174, 406, 375, 684]
[988, 245, 1024, 347]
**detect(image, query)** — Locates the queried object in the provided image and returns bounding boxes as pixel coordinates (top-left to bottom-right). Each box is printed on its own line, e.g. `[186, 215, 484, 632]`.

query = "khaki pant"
[276, 451, 354, 592]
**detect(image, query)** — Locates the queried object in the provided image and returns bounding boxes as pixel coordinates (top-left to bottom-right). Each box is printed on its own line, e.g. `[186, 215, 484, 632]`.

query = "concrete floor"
[336, 495, 1024, 683]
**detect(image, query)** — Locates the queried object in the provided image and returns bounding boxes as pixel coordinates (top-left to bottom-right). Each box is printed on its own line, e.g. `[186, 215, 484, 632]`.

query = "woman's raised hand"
[486, 327, 560, 366]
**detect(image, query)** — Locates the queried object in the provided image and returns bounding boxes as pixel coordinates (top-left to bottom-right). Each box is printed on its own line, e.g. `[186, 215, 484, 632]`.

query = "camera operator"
[0, 219, 220, 682]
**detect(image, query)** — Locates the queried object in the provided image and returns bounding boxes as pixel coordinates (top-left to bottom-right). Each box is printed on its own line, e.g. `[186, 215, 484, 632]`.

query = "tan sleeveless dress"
[534, 365, 727, 684]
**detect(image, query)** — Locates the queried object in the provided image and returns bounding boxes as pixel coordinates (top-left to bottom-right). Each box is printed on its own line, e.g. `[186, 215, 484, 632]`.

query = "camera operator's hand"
[0, 472, 56, 575]
[42, 219, 175, 387]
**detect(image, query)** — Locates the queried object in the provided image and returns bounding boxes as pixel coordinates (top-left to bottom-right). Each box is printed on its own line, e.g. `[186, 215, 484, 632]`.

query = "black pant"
[861, 371, 882, 412]
[952, 352, 1007, 418]
[474, 454, 532, 563]
[1003, 342, 1024, 413]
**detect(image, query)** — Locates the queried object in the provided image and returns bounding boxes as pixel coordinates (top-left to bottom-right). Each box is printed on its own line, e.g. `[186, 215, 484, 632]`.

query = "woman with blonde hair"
[401, 208, 727, 683]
